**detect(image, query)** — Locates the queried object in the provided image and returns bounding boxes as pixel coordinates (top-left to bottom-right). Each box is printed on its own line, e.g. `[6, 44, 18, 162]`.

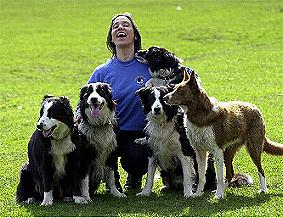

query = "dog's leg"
[194, 148, 207, 197]
[105, 167, 127, 198]
[41, 161, 54, 206]
[177, 152, 193, 198]
[80, 174, 91, 201]
[246, 141, 268, 193]
[136, 157, 156, 196]
[74, 174, 92, 204]
[214, 147, 225, 199]
[224, 147, 236, 183]
[41, 190, 53, 206]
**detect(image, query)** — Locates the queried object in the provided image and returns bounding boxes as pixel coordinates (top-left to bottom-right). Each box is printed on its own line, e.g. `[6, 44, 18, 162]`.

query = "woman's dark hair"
[106, 12, 142, 56]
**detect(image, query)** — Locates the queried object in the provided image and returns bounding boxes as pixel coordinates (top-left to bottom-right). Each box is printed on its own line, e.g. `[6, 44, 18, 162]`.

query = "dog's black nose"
[90, 97, 98, 103]
[154, 107, 161, 114]
[37, 123, 43, 130]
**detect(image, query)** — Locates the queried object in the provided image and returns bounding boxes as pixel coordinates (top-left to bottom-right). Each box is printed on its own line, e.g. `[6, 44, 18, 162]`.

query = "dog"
[136, 46, 197, 86]
[78, 82, 126, 198]
[164, 70, 283, 198]
[16, 95, 92, 206]
[135, 85, 216, 197]
[138, 45, 253, 188]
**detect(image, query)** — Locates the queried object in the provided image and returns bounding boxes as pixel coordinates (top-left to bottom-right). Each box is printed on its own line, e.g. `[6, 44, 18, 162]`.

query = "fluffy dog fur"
[16, 95, 91, 206]
[78, 82, 126, 198]
[164, 70, 283, 198]
[135, 86, 216, 197]
[136, 46, 197, 86]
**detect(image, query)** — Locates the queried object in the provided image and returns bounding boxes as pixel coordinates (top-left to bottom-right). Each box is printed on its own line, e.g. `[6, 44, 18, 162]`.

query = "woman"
[87, 13, 151, 191]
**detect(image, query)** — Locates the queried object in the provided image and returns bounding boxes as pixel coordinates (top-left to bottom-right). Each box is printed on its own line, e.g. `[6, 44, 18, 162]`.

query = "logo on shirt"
[135, 76, 145, 86]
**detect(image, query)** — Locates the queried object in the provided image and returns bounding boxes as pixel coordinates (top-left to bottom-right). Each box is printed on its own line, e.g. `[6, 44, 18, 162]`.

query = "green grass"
[1, 0, 282, 216]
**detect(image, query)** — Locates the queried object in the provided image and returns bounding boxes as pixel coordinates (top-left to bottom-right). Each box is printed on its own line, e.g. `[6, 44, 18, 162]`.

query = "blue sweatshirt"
[88, 57, 151, 131]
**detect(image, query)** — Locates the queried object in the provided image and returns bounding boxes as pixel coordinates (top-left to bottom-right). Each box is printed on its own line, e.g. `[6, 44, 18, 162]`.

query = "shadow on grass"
[19, 189, 283, 217]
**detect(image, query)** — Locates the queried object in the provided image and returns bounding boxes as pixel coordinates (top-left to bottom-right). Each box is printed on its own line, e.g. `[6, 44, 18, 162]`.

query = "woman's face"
[111, 16, 135, 49]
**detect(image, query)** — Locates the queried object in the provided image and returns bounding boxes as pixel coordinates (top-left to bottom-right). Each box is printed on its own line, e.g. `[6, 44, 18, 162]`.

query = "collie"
[135, 86, 216, 197]
[16, 95, 91, 205]
[164, 70, 283, 198]
[136, 46, 197, 86]
[78, 82, 126, 198]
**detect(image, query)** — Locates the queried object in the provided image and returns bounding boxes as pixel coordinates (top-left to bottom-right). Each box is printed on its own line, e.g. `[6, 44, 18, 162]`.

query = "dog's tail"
[264, 137, 283, 156]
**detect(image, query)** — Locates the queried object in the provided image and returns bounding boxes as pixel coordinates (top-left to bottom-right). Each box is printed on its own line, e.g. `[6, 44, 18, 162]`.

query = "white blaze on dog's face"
[37, 100, 70, 140]
[151, 88, 164, 116]
[79, 82, 116, 126]
[86, 83, 107, 118]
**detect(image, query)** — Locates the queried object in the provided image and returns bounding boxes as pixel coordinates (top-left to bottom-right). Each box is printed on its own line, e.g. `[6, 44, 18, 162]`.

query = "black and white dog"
[135, 86, 216, 197]
[16, 95, 91, 206]
[136, 46, 197, 86]
[135, 46, 216, 193]
[78, 82, 126, 198]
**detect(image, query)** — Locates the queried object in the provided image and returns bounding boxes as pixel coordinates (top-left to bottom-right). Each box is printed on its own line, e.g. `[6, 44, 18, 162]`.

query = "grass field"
[1, 0, 282, 216]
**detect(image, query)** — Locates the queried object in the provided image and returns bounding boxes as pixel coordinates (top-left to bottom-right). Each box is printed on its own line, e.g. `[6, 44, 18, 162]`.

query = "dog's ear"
[135, 87, 151, 103]
[101, 83, 116, 111]
[42, 94, 54, 103]
[182, 68, 191, 82]
[135, 87, 146, 97]
[188, 70, 200, 92]
[135, 49, 148, 64]
[79, 84, 89, 100]
[59, 96, 71, 106]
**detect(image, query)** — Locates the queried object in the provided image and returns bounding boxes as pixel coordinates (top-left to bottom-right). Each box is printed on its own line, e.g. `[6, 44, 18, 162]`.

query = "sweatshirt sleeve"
[88, 66, 105, 84]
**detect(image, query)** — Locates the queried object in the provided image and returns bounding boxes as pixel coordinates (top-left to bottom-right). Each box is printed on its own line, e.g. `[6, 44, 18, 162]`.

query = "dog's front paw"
[134, 137, 147, 145]
[73, 196, 91, 204]
[215, 190, 225, 199]
[40, 198, 53, 206]
[192, 191, 203, 198]
[183, 191, 193, 198]
[115, 192, 127, 198]
[259, 187, 268, 194]
[41, 191, 53, 206]
[136, 190, 151, 197]
[110, 189, 127, 198]
[24, 198, 35, 204]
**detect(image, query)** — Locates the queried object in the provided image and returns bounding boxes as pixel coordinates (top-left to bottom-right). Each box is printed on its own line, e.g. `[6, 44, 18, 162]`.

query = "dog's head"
[37, 95, 74, 140]
[136, 46, 182, 80]
[79, 82, 115, 125]
[163, 70, 201, 110]
[135, 85, 178, 122]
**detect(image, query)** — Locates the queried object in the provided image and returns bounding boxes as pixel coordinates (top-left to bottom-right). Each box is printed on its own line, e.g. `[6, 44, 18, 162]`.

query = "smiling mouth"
[42, 125, 57, 138]
[90, 102, 104, 118]
[117, 32, 127, 37]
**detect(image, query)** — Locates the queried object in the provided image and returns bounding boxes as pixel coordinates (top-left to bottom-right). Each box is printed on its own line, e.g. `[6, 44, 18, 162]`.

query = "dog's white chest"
[52, 154, 67, 176]
[187, 121, 216, 151]
[147, 122, 181, 170]
[50, 135, 76, 177]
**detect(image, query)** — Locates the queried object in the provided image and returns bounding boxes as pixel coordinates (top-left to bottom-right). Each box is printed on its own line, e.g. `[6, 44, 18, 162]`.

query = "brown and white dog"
[164, 70, 283, 199]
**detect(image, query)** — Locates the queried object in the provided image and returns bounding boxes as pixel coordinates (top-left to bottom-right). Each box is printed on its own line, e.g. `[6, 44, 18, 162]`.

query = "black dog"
[136, 46, 197, 86]
[16, 95, 92, 205]
[135, 86, 216, 196]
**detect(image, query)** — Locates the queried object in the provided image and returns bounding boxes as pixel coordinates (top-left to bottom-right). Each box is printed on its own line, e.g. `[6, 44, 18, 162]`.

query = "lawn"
[0, 0, 282, 216]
